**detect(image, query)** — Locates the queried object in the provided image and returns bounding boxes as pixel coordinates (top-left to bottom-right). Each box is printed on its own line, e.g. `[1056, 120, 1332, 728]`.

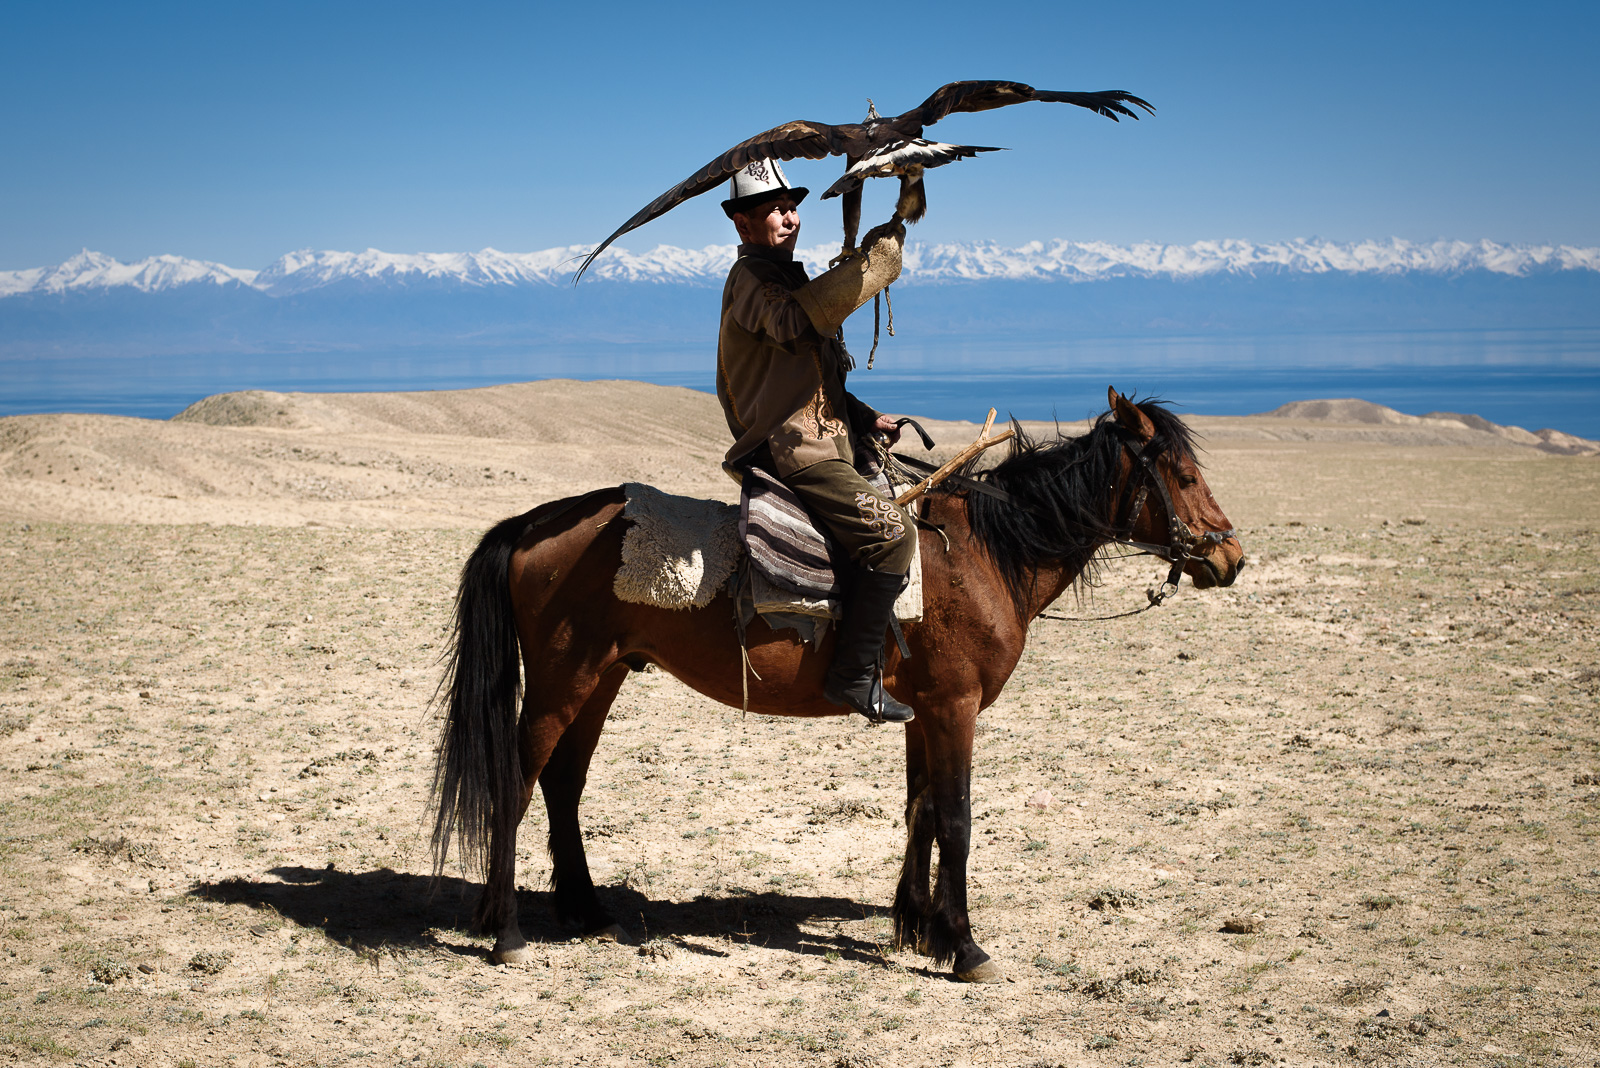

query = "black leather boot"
[823, 567, 915, 724]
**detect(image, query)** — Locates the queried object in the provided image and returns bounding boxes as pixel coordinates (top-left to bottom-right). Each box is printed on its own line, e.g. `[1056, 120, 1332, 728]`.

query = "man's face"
[734, 196, 801, 251]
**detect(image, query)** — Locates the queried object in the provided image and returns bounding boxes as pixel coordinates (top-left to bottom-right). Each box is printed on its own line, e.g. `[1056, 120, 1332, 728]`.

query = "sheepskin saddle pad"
[613, 480, 921, 622]
[613, 483, 741, 610]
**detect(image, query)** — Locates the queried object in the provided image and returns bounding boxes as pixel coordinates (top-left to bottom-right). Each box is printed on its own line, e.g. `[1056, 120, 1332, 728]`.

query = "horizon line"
[6, 236, 1600, 299]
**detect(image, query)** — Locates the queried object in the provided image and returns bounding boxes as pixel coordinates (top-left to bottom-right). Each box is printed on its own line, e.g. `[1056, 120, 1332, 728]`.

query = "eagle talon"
[828, 246, 859, 268]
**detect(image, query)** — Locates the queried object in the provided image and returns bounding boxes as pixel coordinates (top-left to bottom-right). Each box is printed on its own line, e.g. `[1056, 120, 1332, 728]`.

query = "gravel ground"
[1, 391, 1598, 1067]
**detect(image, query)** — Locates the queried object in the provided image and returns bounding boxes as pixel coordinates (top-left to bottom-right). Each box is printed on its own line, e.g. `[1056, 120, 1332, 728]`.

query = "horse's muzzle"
[1187, 538, 1243, 590]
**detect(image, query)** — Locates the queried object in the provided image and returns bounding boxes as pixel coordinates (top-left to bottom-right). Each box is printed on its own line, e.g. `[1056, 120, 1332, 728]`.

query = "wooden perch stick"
[895, 407, 1014, 507]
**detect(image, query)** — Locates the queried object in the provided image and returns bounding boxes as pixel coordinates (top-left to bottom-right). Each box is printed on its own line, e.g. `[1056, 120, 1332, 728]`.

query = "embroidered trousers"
[783, 458, 917, 576]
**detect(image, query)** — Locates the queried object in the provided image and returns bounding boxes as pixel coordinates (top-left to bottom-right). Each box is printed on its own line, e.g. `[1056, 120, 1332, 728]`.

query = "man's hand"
[874, 413, 902, 445]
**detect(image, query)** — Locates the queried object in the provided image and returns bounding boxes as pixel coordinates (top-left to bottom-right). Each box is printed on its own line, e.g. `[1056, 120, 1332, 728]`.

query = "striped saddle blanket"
[739, 464, 847, 600]
[738, 464, 921, 622]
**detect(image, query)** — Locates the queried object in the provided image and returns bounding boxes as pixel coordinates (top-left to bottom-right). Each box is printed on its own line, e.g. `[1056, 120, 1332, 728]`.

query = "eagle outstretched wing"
[573, 81, 1154, 282]
[573, 121, 837, 281]
[907, 81, 1155, 127]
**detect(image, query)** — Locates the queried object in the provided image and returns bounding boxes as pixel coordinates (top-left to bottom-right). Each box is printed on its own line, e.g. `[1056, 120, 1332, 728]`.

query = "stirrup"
[826, 663, 914, 725]
[862, 671, 914, 725]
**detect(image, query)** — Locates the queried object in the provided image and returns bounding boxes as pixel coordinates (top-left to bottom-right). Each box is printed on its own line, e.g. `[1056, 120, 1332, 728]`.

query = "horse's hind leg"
[476, 688, 568, 964]
[540, 666, 627, 939]
[479, 666, 624, 962]
[893, 720, 937, 951]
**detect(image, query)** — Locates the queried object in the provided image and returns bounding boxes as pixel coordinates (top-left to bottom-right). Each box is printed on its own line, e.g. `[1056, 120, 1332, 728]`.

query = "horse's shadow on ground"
[190, 866, 891, 966]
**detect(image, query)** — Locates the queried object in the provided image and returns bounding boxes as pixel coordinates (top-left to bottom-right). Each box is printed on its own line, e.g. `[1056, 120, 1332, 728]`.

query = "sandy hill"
[171, 379, 716, 442]
[0, 380, 1593, 528]
[1263, 398, 1596, 454]
[1, 381, 743, 528]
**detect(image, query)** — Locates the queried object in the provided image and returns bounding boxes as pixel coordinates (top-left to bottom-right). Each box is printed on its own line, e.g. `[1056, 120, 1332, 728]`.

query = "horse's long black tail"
[430, 513, 529, 879]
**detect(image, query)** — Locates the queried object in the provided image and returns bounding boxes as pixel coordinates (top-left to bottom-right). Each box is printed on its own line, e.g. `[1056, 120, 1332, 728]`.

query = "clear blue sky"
[3, 0, 1597, 270]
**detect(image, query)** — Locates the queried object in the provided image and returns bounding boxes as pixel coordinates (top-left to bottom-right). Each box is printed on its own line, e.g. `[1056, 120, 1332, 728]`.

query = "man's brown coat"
[715, 245, 879, 476]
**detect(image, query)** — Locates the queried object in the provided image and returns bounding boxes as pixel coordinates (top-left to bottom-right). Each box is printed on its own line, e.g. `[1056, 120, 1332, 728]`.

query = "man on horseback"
[717, 158, 916, 725]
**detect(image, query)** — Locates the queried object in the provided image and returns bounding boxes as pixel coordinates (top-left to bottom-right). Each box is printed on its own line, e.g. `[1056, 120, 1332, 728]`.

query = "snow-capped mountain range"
[6, 238, 1598, 365]
[5, 238, 1599, 299]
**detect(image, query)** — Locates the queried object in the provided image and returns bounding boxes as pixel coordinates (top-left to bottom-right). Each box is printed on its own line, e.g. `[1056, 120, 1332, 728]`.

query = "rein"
[1040, 430, 1235, 623]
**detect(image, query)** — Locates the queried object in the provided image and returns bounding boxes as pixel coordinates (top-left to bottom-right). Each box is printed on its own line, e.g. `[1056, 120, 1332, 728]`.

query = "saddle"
[613, 466, 922, 645]
[616, 422, 931, 642]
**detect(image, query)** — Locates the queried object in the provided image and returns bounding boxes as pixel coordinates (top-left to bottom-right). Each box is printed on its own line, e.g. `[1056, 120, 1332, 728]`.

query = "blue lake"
[4, 328, 1598, 439]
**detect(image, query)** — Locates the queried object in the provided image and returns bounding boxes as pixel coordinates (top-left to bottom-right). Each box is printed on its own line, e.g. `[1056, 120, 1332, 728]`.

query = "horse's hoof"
[491, 943, 538, 966]
[583, 923, 628, 944]
[954, 958, 1005, 984]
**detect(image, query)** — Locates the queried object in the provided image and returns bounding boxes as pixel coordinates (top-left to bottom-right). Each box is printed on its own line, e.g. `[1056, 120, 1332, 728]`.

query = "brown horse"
[430, 388, 1243, 982]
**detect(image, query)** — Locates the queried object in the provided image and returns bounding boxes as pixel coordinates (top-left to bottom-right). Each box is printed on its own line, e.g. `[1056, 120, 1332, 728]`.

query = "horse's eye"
[1178, 475, 1198, 489]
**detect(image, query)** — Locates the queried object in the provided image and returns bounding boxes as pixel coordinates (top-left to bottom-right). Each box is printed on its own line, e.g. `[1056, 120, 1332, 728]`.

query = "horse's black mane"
[960, 400, 1199, 618]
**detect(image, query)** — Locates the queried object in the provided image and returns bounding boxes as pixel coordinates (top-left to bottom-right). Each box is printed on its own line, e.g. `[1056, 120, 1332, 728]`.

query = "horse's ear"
[1108, 387, 1156, 441]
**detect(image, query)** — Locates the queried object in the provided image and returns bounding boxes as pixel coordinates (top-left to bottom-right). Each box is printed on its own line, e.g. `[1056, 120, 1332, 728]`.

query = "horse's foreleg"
[893, 720, 936, 951]
[920, 709, 1000, 983]
[540, 667, 626, 939]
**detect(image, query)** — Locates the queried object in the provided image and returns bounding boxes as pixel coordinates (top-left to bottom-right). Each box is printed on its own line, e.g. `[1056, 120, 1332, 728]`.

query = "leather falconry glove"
[793, 218, 905, 337]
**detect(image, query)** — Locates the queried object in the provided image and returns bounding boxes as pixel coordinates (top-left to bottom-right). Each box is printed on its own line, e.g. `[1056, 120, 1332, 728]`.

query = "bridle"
[886, 422, 1236, 619]
[1105, 429, 1237, 607]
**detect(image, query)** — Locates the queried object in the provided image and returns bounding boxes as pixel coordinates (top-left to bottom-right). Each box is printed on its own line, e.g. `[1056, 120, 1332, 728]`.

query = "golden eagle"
[574, 80, 1153, 281]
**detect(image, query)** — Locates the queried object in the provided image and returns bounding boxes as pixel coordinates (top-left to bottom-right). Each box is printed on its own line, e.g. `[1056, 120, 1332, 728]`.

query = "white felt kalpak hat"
[720, 157, 809, 217]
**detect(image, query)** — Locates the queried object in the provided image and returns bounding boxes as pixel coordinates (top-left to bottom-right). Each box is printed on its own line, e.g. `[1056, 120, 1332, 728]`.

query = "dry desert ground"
[1, 380, 1598, 1068]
